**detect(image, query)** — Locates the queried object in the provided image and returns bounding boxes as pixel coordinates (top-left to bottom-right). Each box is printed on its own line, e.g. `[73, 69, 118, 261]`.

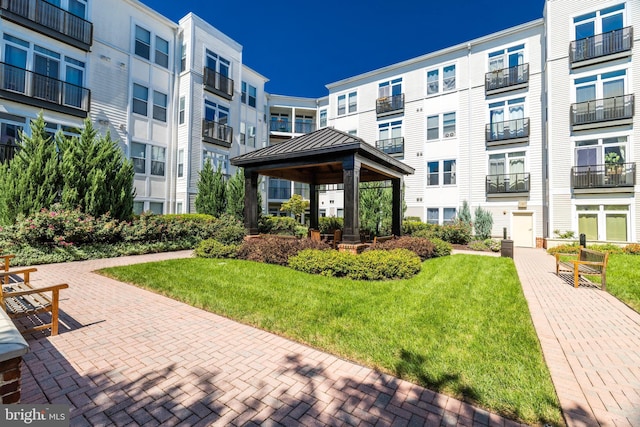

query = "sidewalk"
[513, 247, 640, 427]
[20, 251, 525, 426]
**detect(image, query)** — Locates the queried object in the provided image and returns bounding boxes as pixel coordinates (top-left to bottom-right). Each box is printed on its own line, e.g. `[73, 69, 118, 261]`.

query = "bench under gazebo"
[230, 127, 414, 244]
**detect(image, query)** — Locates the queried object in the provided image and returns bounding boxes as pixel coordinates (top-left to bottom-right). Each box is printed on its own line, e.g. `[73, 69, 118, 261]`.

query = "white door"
[512, 212, 534, 247]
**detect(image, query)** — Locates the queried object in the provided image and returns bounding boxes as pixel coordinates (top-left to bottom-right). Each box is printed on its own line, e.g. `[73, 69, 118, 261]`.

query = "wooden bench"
[0, 268, 69, 336]
[555, 247, 608, 290]
[373, 235, 395, 245]
[1, 254, 14, 272]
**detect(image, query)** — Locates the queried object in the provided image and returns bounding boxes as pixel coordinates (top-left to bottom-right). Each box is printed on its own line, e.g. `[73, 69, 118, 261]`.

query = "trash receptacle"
[501, 239, 514, 258]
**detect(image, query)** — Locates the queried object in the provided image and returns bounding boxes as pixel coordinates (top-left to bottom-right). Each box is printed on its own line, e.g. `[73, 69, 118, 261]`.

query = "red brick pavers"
[20, 251, 525, 426]
[513, 247, 640, 427]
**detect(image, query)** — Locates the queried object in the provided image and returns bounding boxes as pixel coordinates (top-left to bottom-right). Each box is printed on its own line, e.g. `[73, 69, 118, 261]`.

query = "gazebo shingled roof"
[230, 127, 414, 243]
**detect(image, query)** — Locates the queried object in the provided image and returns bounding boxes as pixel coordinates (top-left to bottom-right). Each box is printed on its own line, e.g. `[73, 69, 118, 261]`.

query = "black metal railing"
[203, 67, 234, 99]
[485, 118, 530, 142]
[0, 0, 93, 48]
[202, 119, 233, 146]
[294, 121, 316, 134]
[486, 173, 530, 194]
[376, 93, 404, 115]
[270, 119, 291, 132]
[570, 26, 633, 63]
[0, 143, 17, 163]
[485, 63, 529, 92]
[571, 163, 635, 189]
[571, 94, 634, 126]
[0, 62, 90, 111]
[375, 137, 404, 156]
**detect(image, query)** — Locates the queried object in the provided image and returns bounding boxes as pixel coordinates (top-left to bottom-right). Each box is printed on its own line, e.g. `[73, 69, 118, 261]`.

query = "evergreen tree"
[458, 200, 472, 225]
[195, 159, 227, 216]
[211, 163, 227, 217]
[60, 119, 134, 220]
[359, 182, 392, 236]
[225, 168, 245, 220]
[0, 114, 61, 224]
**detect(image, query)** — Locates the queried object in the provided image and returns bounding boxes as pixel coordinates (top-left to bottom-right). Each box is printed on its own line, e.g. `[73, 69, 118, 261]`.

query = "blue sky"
[139, 0, 546, 98]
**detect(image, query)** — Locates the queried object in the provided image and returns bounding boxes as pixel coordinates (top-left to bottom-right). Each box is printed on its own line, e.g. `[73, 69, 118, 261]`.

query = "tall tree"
[225, 168, 245, 220]
[60, 119, 134, 220]
[359, 182, 392, 236]
[195, 159, 226, 216]
[0, 113, 61, 225]
[280, 194, 309, 222]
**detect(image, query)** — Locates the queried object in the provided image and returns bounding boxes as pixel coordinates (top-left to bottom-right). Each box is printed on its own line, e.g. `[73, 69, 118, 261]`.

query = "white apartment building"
[0, 0, 637, 246]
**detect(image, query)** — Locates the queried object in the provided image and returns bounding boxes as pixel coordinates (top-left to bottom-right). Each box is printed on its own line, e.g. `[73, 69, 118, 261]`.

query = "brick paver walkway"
[514, 248, 640, 427]
[19, 251, 525, 426]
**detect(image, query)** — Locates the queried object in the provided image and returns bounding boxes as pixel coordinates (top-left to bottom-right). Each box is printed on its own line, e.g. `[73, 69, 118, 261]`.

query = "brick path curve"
[20, 251, 525, 426]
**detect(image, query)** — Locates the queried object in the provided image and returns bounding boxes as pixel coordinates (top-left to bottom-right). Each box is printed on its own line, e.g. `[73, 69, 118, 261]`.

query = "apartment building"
[0, 0, 637, 245]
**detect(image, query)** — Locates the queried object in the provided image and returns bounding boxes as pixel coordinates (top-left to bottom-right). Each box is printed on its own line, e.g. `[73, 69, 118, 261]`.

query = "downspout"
[467, 42, 472, 206]
[168, 26, 180, 213]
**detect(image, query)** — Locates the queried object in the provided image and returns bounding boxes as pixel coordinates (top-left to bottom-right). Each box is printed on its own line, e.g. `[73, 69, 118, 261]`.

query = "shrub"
[289, 248, 421, 280]
[411, 227, 439, 239]
[209, 214, 246, 245]
[430, 238, 452, 257]
[553, 229, 575, 239]
[195, 239, 239, 259]
[237, 235, 330, 265]
[588, 243, 624, 254]
[474, 207, 493, 240]
[623, 243, 640, 255]
[439, 220, 472, 245]
[468, 240, 489, 251]
[402, 220, 430, 236]
[372, 236, 437, 261]
[318, 217, 343, 233]
[484, 238, 501, 252]
[258, 216, 299, 236]
[547, 243, 580, 255]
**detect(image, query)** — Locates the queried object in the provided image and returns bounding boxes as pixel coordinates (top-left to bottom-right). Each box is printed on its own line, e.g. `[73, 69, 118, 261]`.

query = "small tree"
[474, 206, 493, 240]
[360, 182, 392, 236]
[225, 168, 245, 220]
[196, 159, 227, 217]
[280, 194, 309, 222]
[458, 200, 472, 226]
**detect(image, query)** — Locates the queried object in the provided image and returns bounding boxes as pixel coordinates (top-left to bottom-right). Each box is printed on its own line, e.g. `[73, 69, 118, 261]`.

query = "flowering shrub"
[623, 243, 640, 255]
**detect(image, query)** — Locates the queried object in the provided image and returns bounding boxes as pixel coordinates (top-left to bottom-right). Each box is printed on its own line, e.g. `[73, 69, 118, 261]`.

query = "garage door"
[512, 212, 534, 247]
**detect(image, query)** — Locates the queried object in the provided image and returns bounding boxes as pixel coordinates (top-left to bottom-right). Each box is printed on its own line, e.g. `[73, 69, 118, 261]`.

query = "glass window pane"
[578, 214, 598, 240]
[427, 208, 439, 224]
[602, 13, 623, 34]
[606, 214, 627, 241]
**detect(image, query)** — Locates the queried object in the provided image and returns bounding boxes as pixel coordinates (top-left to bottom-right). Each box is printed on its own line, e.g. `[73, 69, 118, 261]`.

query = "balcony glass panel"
[485, 63, 529, 92]
[486, 118, 530, 142]
[570, 27, 633, 63]
[571, 94, 634, 126]
[486, 173, 530, 194]
[376, 93, 404, 115]
[571, 163, 636, 189]
[375, 137, 404, 156]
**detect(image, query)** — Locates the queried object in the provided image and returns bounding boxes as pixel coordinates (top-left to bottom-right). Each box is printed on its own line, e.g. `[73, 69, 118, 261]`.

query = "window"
[177, 149, 184, 178]
[443, 160, 456, 185]
[427, 69, 439, 95]
[132, 84, 148, 116]
[134, 25, 151, 60]
[241, 82, 246, 103]
[247, 125, 256, 147]
[489, 151, 526, 192]
[575, 70, 626, 104]
[378, 78, 402, 99]
[348, 129, 357, 136]
[240, 122, 246, 145]
[488, 44, 524, 72]
[204, 99, 229, 124]
[337, 94, 346, 116]
[241, 82, 257, 107]
[205, 49, 230, 78]
[248, 85, 257, 108]
[155, 36, 169, 68]
[443, 208, 457, 225]
[149, 202, 163, 215]
[443, 112, 456, 137]
[427, 116, 439, 140]
[578, 204, 628, 242]
[378, 120, 401, 148]
[443, 65, 456, 91]
[574, 3, 624, 42]
[575, 136, 627, 167]
[427, 208, 439, 224]
[131, 142, 146, 174]
[488, 98, 525, 139]
[176, 202, 183, 214]
[427, 161, 439, 186]
[427, 65, 456, 95]
[348, 92, 357, 113]
[319, 110, 327, 128]
[151, 146, 165, 176]
[0, 119, 23, 163]
[203, 150, 229, 177]
[153, 91, 167, 122]
[133, 201, 144, 215]
[179, 97, 185, 125]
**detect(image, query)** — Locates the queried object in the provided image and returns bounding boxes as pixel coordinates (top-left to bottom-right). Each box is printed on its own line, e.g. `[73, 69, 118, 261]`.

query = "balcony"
[0, 62, 90, 117]
[294, 121, 316, 134]
[375, 137, 404, 157]
[202, 119, 233, 148]
[203, 67, 234, 100]
[270, 119, 291, 133]
[570, 26, 633, 68]
[485, 118, 530, 146]
[486, 173, 530, 195]
[485, 63, 529, 95]
[571, 94, 634, 130]
[0, 143, 17, 163]
[571, 163, 635, 192]
[376, 94, 404, 117]
[268, 186, 291, 200]
[0, 0, 93, 51]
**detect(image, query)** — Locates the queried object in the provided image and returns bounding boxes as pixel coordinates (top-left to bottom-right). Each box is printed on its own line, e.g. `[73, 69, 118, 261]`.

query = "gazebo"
[230, 127, 414, 244]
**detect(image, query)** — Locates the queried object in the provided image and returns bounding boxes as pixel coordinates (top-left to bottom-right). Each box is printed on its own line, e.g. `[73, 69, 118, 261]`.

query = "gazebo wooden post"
[244, 168, 259, 235]
[309, 183, 319, 231]
[342, 156, 361, 243]
[392, 177, 402, 236]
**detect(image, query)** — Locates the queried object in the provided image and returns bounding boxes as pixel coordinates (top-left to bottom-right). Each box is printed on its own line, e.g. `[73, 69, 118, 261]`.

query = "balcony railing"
[268, 187, 291, 200]
[0, 62, 90, 115]
[0, 143, 17, 163]
[570, 26, 633, 64]
[202, 119, 233, 147]
[485, 118, 530, 143]
[294, 121, 316, 134]
[203, 67, 234, 100]
[571, 163, 636, 189]
[270, 119, 291, 133]
[0, 0, 93, 50]
[486, 173, 530, 194]
[485, 63, 529, 93]
[375, 137, 404, 156]
[376, 93, 404, 116]
[571, 94, 634, 127]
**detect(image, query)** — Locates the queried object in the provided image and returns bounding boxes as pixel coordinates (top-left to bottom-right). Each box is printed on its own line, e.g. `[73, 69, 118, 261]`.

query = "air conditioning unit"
[445, 132, 456, 138]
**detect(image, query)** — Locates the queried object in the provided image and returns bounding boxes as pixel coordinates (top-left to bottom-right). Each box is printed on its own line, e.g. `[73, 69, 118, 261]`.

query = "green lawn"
[100, 254, 563, 426]
[603, 254, 640, 312]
